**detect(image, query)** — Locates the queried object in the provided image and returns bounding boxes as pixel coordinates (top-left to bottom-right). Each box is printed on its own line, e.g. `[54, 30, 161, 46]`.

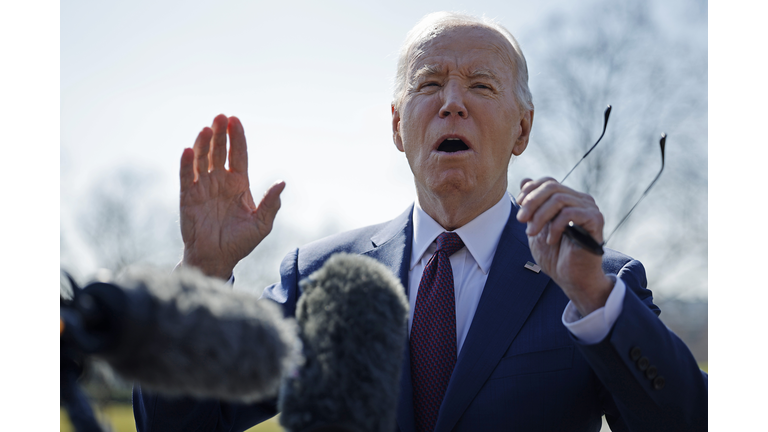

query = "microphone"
[278, 253, 409, 432]
[60, 266, 300, 403]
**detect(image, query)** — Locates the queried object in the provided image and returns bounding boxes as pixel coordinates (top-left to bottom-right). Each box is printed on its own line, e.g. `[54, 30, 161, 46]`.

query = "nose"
[439, 82, 468, 119]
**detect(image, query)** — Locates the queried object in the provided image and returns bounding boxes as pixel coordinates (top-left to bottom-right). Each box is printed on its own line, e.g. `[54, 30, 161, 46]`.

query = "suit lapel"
[360, 205, 417, 432]
[364, 205, 413, 286]
[361, 202, 553, 432]
[434, 206, 552, 432]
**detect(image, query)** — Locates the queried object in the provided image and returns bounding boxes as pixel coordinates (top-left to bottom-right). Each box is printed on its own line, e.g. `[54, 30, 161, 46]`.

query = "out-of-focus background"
[56, 0, 707, 430]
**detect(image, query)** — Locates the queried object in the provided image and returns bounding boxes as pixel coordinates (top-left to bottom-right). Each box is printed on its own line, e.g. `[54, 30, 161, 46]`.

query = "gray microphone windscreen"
[101, 266, 300, 403]
[279, 253, 409, 432]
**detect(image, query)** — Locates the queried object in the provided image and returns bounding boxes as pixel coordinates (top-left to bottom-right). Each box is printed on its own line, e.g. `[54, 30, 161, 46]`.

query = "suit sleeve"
[573, 259, 708, 431]
[132, 249, 304, 432]
[260, 248, 302, 317]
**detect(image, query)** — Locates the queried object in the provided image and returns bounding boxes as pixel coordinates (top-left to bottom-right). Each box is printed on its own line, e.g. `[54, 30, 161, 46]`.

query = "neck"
[417, 184, 507, 231]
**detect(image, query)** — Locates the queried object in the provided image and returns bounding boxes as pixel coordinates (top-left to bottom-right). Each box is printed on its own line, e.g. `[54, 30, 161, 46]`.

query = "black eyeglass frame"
[560, 105, 667, 256]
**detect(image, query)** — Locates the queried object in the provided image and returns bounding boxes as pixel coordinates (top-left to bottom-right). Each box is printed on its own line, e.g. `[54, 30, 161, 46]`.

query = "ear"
[512, 109, 533, 156]
[392, 104, 404, 152]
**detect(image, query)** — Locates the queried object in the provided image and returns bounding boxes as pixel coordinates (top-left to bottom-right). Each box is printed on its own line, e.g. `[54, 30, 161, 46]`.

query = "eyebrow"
[467, 68, 502, 85]
[411, 64, 443, 82]
[410, 64, 503, 86]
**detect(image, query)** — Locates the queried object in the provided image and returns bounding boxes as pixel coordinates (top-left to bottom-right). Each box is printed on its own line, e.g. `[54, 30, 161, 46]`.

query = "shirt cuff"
[561, 275, 626, 345]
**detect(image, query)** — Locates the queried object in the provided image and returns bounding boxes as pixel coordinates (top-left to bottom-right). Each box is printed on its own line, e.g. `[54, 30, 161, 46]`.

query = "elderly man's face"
[392, 25, 532, 206]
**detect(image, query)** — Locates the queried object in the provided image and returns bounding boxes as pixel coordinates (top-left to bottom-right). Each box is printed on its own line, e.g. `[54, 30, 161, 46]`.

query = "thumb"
[254, 180, 286, 230]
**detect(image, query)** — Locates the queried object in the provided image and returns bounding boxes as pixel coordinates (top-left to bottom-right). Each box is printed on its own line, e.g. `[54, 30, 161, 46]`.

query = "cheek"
[399, 112, 417, 142]
[402, 97, 438, 130]
[493, 115, 521, 156]
[400, 117, 431, 156]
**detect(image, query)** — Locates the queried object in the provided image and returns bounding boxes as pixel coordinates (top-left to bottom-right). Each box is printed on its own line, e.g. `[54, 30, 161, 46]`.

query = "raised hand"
[516, 177, 613, 316]
[179, 114, 285, 280]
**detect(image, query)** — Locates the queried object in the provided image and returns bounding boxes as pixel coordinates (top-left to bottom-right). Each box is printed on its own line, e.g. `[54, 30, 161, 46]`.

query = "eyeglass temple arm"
[602, 133, 666, 245]
[561, 105, 612, 184]
[557, 105, 611, 256]
[564, 133, 667, 255]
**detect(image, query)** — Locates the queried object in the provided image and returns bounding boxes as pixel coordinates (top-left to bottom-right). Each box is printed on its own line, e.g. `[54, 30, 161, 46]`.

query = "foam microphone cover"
[279, 253, 409, 432]
[99, 266, 300, 403]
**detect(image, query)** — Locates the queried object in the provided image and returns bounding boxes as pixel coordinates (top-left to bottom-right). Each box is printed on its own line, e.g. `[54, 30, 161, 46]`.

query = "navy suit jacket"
[134, 202, 707, 431]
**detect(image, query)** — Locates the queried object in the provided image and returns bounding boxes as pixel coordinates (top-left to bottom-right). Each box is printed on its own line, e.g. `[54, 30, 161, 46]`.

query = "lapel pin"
[524, 261, 541, 273]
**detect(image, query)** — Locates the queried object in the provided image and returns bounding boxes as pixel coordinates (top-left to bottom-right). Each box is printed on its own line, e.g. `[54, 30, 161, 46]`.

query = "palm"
[179, 115, 284, 279]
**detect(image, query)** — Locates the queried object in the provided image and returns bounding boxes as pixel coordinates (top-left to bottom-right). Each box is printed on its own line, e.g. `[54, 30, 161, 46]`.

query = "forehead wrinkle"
[488, 43, 519, 78]
[408, 62, 507, 93]
[407, 41, 517, 87]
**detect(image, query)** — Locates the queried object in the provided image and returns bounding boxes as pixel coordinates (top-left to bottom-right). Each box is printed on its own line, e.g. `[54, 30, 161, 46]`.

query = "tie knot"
[435, 232, 464, 257]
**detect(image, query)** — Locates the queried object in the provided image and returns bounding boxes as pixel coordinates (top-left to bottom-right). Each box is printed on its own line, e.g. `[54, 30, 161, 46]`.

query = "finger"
[519, 177, 533, 191]
[524, 192, 584, 237]
[532, 222, 551, 249]
[516, 177, 555, 209]
[516, 178, 533, 205]
[517, 178, 562, 222]
[193, 127, 213, 176]
[253, 180, 286, 231]
[180, 148, 195, 191]
[228, 116, 248, 174]
[210, 114, 229, 170]
[548, 207, 604, 246]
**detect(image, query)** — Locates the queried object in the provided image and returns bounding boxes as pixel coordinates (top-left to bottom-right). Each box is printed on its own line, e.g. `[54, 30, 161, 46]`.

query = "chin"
[426, 176, 476, 197]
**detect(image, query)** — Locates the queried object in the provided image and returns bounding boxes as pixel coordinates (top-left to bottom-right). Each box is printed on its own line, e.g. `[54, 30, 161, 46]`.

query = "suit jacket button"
[653, 376, 666, 390]
[630, 347, 642, 361]
[645, 365, 658, 379]
[637, 356, 649, 371]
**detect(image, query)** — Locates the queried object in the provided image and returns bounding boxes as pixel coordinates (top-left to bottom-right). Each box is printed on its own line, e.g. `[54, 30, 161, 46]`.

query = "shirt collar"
[411, 193, 512, 274]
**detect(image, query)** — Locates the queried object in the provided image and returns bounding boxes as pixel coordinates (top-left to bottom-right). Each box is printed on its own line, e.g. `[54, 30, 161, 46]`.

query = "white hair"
[392, 11, 533, 113]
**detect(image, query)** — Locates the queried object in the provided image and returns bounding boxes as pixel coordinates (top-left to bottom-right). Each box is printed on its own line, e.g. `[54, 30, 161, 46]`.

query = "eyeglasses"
[561, 105, 667, 255]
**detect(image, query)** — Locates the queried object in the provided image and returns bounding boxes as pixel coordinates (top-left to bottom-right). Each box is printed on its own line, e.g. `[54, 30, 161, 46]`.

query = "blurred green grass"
[60, 405, 284, 432]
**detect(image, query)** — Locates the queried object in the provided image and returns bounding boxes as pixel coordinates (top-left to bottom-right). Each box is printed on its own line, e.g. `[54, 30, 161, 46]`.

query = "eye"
[472, 83, 493, 90]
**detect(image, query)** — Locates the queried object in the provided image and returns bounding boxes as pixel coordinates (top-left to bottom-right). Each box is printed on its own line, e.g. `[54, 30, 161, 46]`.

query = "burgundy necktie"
[410, 231, 465, 432]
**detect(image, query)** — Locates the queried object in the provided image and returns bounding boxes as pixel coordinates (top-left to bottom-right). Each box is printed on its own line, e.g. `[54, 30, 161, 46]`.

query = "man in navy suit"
[134, 11, 707, 431]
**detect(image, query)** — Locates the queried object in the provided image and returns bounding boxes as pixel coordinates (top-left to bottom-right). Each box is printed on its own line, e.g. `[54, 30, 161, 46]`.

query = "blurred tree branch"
[73, 168, 182, 275]
[520, 0, 707, 299]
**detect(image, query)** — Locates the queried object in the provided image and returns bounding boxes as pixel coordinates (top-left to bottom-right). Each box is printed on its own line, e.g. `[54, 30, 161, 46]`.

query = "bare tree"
[234, 208, 344, 296]
[74, 168, 182, 275]
[61, 168, 184, 412]
[516, 0, 707, 300]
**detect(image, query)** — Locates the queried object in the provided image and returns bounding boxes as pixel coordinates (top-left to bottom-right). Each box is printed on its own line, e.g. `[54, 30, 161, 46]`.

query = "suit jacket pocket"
[490, 346, 574, 379]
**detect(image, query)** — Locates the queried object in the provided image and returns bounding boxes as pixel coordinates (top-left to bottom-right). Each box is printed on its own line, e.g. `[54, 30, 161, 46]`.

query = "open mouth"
[437, 138, 470, 153]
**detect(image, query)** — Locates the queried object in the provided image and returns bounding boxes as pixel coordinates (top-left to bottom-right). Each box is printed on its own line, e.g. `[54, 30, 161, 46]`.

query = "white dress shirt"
[408, 193, 626, 355]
